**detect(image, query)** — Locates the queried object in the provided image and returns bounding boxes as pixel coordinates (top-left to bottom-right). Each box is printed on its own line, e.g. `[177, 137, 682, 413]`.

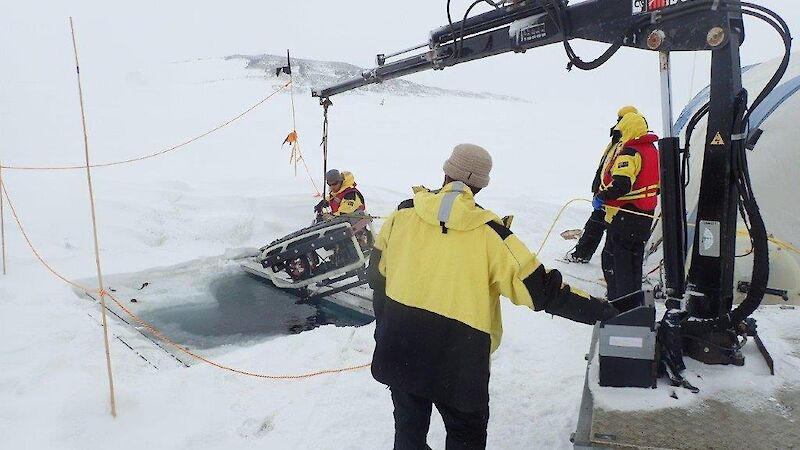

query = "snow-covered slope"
[225, 53, 529, 101]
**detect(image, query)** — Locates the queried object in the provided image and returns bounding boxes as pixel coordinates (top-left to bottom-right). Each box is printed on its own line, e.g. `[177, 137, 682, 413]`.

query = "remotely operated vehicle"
[311, 0, 793, 447]
[240, 212, 374, 301]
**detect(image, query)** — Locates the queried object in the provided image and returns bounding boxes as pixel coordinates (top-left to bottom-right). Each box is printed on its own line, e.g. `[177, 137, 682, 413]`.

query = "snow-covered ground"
[2, 10, 800, 449]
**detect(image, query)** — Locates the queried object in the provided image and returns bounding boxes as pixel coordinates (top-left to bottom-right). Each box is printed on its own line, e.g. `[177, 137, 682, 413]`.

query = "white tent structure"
[656, 53, 800, 305]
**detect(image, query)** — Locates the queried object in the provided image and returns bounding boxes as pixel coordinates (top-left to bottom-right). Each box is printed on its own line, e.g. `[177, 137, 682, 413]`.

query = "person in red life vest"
[595, 111, 659, 309]
[314, 169, 366, 218]
[568, 105, 640, 263]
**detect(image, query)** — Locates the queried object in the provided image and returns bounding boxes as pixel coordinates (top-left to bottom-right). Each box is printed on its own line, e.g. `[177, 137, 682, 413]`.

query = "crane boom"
[312, 0, 723, 98]
[312, 0, 789, 378]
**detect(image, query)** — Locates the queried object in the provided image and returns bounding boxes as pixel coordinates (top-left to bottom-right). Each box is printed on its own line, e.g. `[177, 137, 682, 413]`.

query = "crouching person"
[314, 169, 366, 219]
[367, 144, 618, 450]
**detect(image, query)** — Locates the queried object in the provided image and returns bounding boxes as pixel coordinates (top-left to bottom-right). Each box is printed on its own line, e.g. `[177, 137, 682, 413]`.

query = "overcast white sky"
[2, 0, 798, 135]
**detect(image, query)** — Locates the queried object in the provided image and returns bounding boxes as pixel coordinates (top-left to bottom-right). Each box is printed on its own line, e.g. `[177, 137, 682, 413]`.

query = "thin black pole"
[320, 98, 332, 199]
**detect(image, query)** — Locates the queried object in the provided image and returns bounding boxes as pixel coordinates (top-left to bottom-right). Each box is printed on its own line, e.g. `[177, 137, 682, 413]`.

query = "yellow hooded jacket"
[599, 112, 651, 222]
[368, 182, 616, 410]
[327, 171, 365, 215]
[377, 182, 537, 351]
[591, 107, 639, 195]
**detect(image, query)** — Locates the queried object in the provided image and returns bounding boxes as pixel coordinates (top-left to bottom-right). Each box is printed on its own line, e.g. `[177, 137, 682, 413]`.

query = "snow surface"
[2, 11, 800, 450]
[226, 53, 530, 102]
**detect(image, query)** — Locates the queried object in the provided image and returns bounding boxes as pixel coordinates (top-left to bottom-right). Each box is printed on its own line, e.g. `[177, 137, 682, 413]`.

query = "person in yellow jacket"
[367, 143, 618, 450]
[314, 169, 366, 217]
[568, 106, 639, 263]
[596, 112, 660, 307]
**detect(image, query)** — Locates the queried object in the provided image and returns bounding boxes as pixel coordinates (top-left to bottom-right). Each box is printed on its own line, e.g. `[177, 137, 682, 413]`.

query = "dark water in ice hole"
[136, 272, 373, 350]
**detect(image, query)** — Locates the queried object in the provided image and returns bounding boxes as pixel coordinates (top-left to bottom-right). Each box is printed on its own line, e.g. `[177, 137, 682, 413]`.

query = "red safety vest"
[603, 133, 660, 212]
[328, 185, 365, 214]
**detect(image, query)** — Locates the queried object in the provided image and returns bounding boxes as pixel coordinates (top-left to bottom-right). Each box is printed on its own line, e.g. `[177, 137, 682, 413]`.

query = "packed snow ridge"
[226, 53, 529, 101]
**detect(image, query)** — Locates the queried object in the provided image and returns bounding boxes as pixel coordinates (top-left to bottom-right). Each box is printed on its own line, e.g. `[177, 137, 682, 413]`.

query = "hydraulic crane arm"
[312, 0, 729, 99]
[312, 0, 792, 371]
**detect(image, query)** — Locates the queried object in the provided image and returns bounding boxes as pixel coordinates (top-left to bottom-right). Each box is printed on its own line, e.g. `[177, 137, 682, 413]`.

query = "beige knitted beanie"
[442, 143, 492, 188]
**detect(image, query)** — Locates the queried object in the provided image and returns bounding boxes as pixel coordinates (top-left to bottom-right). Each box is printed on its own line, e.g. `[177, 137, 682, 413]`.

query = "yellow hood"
[412, 182, 499, 232]
[616, 105, 639, 118]
[614, 112, 649, 145]
[330, 171, 356, 196]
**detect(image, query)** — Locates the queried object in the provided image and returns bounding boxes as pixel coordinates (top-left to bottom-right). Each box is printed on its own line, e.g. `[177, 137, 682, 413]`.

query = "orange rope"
[1, 182, 91, 291]
[1, 81, 291, 171]
[0, 179, 370, 379]
[283, 129, 322, 197]
[288, 142, 322, 197]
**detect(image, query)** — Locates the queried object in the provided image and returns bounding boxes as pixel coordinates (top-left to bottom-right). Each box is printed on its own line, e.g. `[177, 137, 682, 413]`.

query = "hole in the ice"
[111, 271, 372, 350]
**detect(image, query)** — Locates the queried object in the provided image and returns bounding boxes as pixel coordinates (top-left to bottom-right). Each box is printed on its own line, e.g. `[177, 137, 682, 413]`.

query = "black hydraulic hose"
[645, 0, 739, 31]
[677, 100, 709, 241]
[740, 9, 792, 123]
[682, 102, 710, 195]
[706, 8, 789, 327]
[684, 102, 710, 152]
[729, 201, 769, 323]
[446, 0, 503, 62]
[739, 6, 791, 201]
[681, 143, 690, 187]
[446, 0, 457, 55]
[725, 89, 768, 324]
[707, 4, 794, 125]
[734, 199, 754, 258]
[458, 1, 488, 59]
[544, 0, 649, 71]
[679, 3, 790, 330]
[564, 39, 626, 71]
[743, 1, 791, 30]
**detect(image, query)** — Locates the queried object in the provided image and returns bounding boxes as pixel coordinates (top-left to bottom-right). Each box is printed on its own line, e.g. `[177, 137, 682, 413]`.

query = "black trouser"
[572, 209, 607, 259]
[601, 210, 653, 309]
[391, 388, 489, 450]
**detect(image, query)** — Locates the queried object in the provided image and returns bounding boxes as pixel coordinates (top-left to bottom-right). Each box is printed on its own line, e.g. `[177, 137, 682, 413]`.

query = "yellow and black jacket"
[327, 171, 365, 216]
[591, 140, 619, 194]
[367, 181, 617, 411]
[597, 112, 659, 225]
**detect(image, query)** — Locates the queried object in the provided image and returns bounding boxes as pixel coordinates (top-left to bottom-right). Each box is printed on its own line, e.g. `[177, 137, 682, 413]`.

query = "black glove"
[314, 199, 329, 213]
[524, 267, 618, 324]
[544, 294, 619, 325]
[597, 298, 621, 322]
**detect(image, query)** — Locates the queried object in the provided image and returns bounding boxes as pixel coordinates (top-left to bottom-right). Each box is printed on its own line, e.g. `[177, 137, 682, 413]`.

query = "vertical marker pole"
[0, 160, 6, 275]
[287, 50, 297, 134]
[69, 17, 117, 418]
